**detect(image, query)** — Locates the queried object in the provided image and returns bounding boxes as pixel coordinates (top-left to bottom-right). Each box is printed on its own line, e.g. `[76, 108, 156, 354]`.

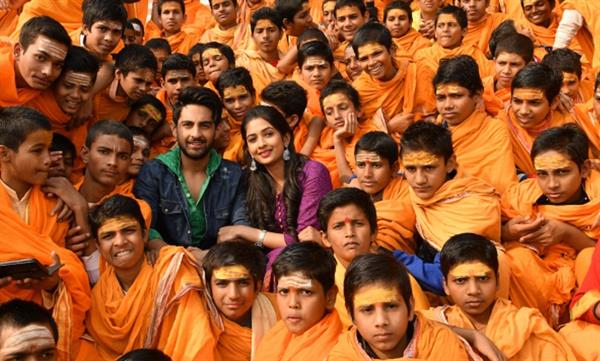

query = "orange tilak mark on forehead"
[449, 262, 494, 279]
[562, 72, 579, 83]
[354, 286, 399, 308]
[534, 153, 571, 171]
[357, 43, 387, 58]
[402, 151, 440, 167]
[436, 84, 463, 95]
[214, 265, 251, 280]
[513, 88, 545, 101]
[322, 93, 348, 110]
[98, 217, 139, 236]
[223, 85, 250, 99]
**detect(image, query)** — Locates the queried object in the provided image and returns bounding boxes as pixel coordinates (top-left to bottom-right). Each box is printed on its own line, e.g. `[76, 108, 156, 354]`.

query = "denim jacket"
[133, 150, 248, 249]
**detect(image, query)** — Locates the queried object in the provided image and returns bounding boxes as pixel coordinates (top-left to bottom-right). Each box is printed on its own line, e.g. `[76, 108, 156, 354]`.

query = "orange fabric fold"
[374, 176, 416, 252]
[410, 174, 501, 250]
[559, 320, 600, 361]
[414, 42, 495, 80]
[93, 81, 131, 123]
[0, 8, 19, 37]
[0, 45, 41, 106]
[352, 59, 435, 122]
[428, 298, 577, 360]
[482, 75, 511, 117]
[445, 109, 517, 194]
[0, 185, 91, 361]
[572, 100, 600, 157]
[81, 246, 217, 360]
[235, 50, 287, 98]
[254, 309, 343, 361]
[328, 312, 468, 360]
[11, 0, 83, 39]
[392, 28, 431, 59]
[144, 1, 215, 41]
[499, 107, 575, 176]
[463, 12, 507, 55]
[201, 24, 251, 51]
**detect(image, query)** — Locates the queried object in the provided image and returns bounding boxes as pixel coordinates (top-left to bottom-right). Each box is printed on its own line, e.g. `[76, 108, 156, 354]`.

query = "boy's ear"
[408, 297, 415, 321]
[446, 154, 457, 174]
[283, 133, 291, 148]
[282, 18, 291, 30]
[442, 278, 450, 297]
[0, 145, 12, 162]
[13, 42, 22, 62]
[287, 114, 300, 130]
[581, 159, 592, 179]
[325, 284, 338, 310]
[391, 160, 400, 174]
[550, 95, 560, 110]
[82, 23, 90, 36]
[115, 68, 123, 81]
[321, 230, 332, 248]
[80, 146, 90, 164]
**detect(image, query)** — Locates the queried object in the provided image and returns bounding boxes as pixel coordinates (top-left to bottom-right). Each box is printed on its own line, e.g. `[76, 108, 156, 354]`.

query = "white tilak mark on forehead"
[0, 325, 54, 356]
[167, 70, 192, 79]
[37, 38, 68, 60]
[278, 275, 313, 290]
[64, 72, 93, 87]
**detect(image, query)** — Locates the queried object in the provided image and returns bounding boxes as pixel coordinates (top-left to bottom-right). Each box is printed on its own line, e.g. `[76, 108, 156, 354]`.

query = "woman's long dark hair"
[241, 106, 306, 240]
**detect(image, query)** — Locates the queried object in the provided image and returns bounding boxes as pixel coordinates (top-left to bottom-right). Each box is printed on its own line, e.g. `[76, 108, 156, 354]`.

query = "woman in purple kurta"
[217, 106, 332, 289]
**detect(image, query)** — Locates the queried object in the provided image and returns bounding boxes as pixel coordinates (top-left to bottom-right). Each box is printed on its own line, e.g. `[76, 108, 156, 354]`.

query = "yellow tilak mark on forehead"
[356, 153, 382, 163]
[357, 43, 387, 58]
[213, 265, 251, 280]
[436, 84, 463, 95]
[202, 48, 223, 59]
[223, 85, 249, 99]
[97, 216, 139, 236]
[278, 275, 313, 290]
[64, 72, 93, 87]
[322, 93, 349, 110]
[402, 151, 440, 167]
[562, 72, 579, 83]
[140, 104, 162, 122]
[37, 38, 68, 60]
[513, 88, 545, 101]
[449, 262, 494, 279]
[534, 153, 572, 171]
[354, 286, 399, 308]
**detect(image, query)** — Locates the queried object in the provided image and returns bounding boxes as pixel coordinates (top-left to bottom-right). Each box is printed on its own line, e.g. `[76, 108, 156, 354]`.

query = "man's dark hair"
[172, 87, 223, 126]
[115, 44, 158, 76]
[512, 63, 562, 103]
[0, 299, 59, 342]
[161, 53, 196, 79]
[318, 188, 377, 233]
[82, 0, 127, 30]
[261, 80, 308, 120]
[0, 107, 51, 151]
[89, 194, 146, 238]
[203, 241, 267, 291]
[354, 131, 398, 168]
[19, 16, 71, 51]
[434, 55, 483, 96]
[400, 121, 454, 162]
[440, 233, 499, 279]
[531, 124, 589, 169]
[85, 120, 134, 150]
[251, 7, 284, 32]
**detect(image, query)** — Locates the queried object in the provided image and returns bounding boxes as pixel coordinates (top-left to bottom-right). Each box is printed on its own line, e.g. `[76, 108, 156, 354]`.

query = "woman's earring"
[283, 147, 290, 161]
[250, 158, 257, 171]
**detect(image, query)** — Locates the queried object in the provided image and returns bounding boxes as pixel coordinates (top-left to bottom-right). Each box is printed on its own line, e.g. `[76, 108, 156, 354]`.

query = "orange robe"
[160, 30, 201, 55]
[410, 174, 501, 250]
[0, 7, 20, 37]
[0, 45, 40, 107]
[500, 171, 600, 324]
[310, 120, 382, 188]
[499, 107, 575, 176]
[427, 298, 576, 360]
[374, 176, 416, 252]
[414, 42, 495, 81]
[200, 24, 252, 51]
[328, 312, 469, 360]
[482, 75, 511, 117]
[444, 109, 517, 194]
[573, 100, 600, 157]
[222, 113, 244, 164]
[144, 2, 215, 42]
[463, 12, 508, 55]
[152, 89, 177, 158]
[392, 28, 431, 60]
[499, 0, 526, 21]
[0, 185, 91, 360]
[78, 246, 216, 360]
[124, 0, 149, 23]
[238, 0, 272, 25]
[254, 309, 343, 361]
[93, 79, 132, 122]
[560, 241, 600, 361]
[352, 59, 436, 123]
[11, 0, 83, 39]
[235, 50, 287, 97]
[213, 292, 278, 361]
[559, 1, 600, 71]
[291, 69, 322, 117]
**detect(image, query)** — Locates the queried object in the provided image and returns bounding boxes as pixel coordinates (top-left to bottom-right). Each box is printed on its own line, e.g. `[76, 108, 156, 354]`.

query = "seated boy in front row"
[203, 241, 278, 360]
[328, 253, 469, 360]
[254, 242, 343, 361]
[427, 233, 576, 360]
[77, 195, 216, 361]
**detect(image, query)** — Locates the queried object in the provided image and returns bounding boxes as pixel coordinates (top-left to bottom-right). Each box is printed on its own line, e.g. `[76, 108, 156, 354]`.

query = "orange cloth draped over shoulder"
[0, 46, 40, 106]
[374, 176, 416, 252]
[560, 0, 600, 70]
[292, 70, 323, 117]
[444, 109, 517, 194]
[353, 59, 435, 122]
[235, 50, 287, 98]
[410, 174, 502, 250]
[482, 75, 511, 116]
[310, 120, 382, 188]
[500, 172, 600, 323]
[427, 298, 577, 360]
[11, 0, 83, 39]
[333, 258, 429, 329]
[25, 89, 92, 161]
[213, 292, 279, 361]
[254, 309, 343, 361]
[463, 12, 507, 55]
[500, 0, 526, 21]
[0, 186, 91, 360]
[152, 89, 176, 158]
[415, 42, 495, 80]
[238, 0, 272, 25]
[124, 0, 149, 23]
[145, 1, 214, 40]
[163, 30, 201, 55]
[328, 312, 468, 360]
[560, 241, 600, 361]
[293, 113, 311, 153]
[392, 28, 431, 59]
[93, 81, 131, 123]
[201, 24, 252, 51]
[0, 8, 20, 37]
[77, 246, 216, 360]
[573, 100, 600, 157]
[499, 107, 575, 176]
